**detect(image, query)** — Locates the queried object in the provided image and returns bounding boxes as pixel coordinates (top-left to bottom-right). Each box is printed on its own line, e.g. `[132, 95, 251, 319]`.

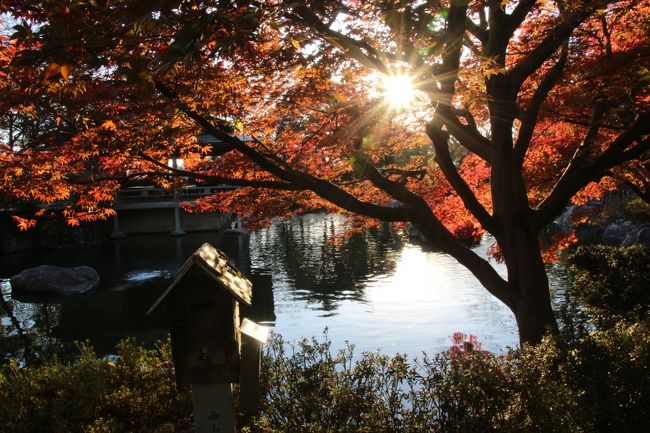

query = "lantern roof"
[147, 243, 252, 314]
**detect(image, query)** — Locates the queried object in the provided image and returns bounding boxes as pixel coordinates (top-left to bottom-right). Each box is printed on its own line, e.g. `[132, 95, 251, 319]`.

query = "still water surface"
[0, 213, 569, 362]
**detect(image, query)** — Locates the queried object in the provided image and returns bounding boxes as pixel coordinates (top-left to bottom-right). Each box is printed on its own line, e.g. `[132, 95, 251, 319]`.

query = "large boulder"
[636, 226, 650, 246]
[554, 204, 577, 234]
[10, 265, 100, 301]
[603, 219, 637, 246]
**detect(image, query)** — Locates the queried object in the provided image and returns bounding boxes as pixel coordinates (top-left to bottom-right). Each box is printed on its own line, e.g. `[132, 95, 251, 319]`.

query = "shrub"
[569, 245, 650, 325]
[621, 197, 650, 222]
[5, 241, 650, 433]
[2, 330, 648, 433]
[566, 320, 650, 433]
[0, 338, 191, 433]
[252, 333, 591, 433]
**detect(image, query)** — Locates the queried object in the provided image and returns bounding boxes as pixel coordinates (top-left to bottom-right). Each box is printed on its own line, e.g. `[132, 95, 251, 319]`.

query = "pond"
[0, 213, 570, 363]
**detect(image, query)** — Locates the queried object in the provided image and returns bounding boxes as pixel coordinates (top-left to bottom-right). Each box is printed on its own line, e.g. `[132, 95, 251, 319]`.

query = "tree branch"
[623, 178, 650, 204]
[510, 3, 603, 90]
[380, 167, 427, 181]
[428, 124, 498, 234]
[288, 6, 391, 74]
[352, 151, 428, 207]
[543, 107, 626, 131]
[514, 42, 569, 164]
[354, 149, 511, 307]
[534, 112, 650, 228]
[506, 0, 538, 36]
[447, 109, 492, 162]
[137, 153, 303, 190]
[424, 3, 496, 232]
[466, 17, 488, 44]
[154, 81, 410, 222]
[410, 211, 514, 308]
[485, 0, 509, 58]
[608, 169, 650, 204]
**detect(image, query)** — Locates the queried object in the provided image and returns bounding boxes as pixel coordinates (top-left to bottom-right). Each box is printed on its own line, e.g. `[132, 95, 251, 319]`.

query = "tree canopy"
[1, 0, 648, 344]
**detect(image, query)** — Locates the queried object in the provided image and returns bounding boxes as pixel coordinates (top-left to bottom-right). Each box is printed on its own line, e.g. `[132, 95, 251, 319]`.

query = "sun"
[381, 74, 415, 108]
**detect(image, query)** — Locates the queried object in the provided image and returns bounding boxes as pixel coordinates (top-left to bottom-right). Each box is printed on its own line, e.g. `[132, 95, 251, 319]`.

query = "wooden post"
[170, 158, 186, 237]
[192, 383, 235, 433]
[239, 335, 262, 415]
[239, 318, 270, 416]
[109, 212, 126, 239]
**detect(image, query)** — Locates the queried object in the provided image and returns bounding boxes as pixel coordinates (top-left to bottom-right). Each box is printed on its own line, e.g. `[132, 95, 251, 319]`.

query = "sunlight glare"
[381, 74, 415, 108]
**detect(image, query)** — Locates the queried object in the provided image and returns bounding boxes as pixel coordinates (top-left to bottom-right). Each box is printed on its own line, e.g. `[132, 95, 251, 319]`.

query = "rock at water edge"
[10, 265, 100, 298]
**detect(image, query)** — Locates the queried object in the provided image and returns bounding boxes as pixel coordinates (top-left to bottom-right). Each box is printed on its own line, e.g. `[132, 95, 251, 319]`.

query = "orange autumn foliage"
[1, 0, 648, 344]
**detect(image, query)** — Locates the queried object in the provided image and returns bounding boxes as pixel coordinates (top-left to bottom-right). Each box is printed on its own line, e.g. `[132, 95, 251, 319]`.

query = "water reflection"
[0, 280, 63, 363]
[250, 214, 400, 311]
[0, 232, 247, 363]
[257, 218, 520, 355]
[1, 213, 566, 363]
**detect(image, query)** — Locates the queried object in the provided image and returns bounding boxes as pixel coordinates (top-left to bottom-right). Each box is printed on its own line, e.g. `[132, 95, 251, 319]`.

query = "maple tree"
[0, 0, 648, 345]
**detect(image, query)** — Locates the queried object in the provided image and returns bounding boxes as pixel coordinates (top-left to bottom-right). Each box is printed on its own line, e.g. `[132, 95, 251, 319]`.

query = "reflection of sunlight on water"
[0, 215, 566, 360]
[1, 279, 60, 338]
[266, 227, 520, 356]
[0, 279, 10, 295]
[123, 269, 173, 283]
[361, 244, 515, 353]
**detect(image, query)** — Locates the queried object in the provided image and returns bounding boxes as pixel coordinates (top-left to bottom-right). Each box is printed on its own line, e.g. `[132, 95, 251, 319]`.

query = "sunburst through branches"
[380, 74, 416, 108]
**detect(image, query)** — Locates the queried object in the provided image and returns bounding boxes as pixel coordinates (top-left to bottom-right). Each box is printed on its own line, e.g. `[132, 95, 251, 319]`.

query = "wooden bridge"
[114, 185, 236, 210]
[111, 185, 238, 238]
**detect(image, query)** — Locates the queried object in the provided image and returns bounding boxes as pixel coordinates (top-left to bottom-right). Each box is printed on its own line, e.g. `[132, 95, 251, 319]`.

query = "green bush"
[566, 320, 650, 433]
[556, 244, 650, 433]
[569, 245, 650, 325]
[621, 197, 650, 222]
[3, 245, 650, 433]
[254, 325, 650, 433]
[0, 338, 191, 433]
[1, 330, 648, 433]
[252, 332, 593, 433]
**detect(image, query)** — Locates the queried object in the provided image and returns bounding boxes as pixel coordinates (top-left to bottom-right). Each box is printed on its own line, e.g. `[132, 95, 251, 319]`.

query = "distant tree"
[1, 0, 648, 344]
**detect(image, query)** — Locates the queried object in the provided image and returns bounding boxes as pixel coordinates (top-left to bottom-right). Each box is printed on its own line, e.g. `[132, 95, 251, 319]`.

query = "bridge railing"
[115, 185, 236, 203]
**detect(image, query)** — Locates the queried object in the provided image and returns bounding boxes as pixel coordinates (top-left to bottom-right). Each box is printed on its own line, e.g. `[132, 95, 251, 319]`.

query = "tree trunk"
[513, 274, 558, 346]
[503, 227, 559, 346]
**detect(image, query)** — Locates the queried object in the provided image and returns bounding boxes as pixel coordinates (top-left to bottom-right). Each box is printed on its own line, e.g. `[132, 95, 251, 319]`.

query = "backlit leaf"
[100, 120, 117, 130]
[43, 62, 61, 81]
[61, 64, 71, 80]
